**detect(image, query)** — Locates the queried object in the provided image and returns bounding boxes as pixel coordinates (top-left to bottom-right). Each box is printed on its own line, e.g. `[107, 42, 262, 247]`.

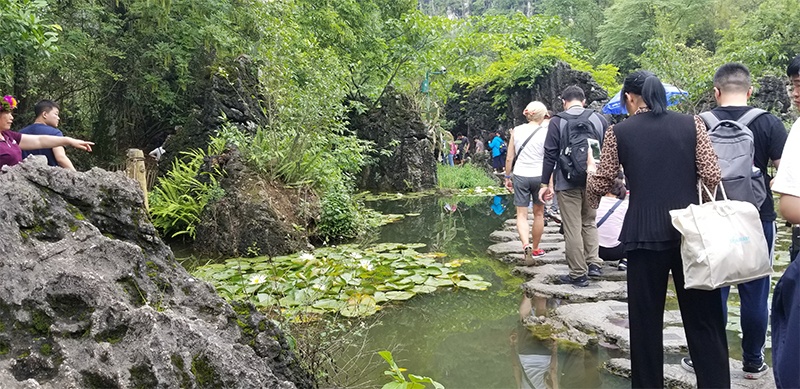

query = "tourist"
[680, 62, 786, 379]
[541, 110, 561, 223]
[586, 71, 729, 388]
[447, 138, 456, 166]
[489, 131, 505, 174]
[596, 171, 628, 271]
[504, 101, 549, 265]
[539, 86, 607, 287]
[770, 54, 800, 389]
[19, 100, 75, 170]
[473, 136, 486, 154]
[0, 95, 93, 169]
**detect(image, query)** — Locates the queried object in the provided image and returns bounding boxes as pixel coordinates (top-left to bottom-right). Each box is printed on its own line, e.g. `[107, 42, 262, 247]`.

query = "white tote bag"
[669, 181, 772, 290]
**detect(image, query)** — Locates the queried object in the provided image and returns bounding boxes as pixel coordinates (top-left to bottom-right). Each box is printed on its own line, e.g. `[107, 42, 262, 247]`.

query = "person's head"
[34, 100, 60, 127]
[523, 101, 547, 124]
[560, 86, 586, 109]
[713, 63, 752, 102]
[0, 95, 17, 132]
[621, 70, 667, 116]
[788, 54, 800, 110]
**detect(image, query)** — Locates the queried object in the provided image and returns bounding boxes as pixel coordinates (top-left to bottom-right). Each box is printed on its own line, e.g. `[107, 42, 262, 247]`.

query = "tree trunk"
[12, 54, 29, 120]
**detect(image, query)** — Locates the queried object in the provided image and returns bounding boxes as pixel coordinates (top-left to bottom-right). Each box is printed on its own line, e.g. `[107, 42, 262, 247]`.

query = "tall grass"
[437, 163, 497, 189]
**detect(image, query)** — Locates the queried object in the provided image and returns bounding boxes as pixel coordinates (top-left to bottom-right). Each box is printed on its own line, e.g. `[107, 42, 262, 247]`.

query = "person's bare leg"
[532, 203, 545, 250]
[516, 206, 530, 246]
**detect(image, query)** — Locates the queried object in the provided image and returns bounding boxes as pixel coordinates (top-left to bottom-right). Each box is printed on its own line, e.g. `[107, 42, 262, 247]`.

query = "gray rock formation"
[753, 75, 792, 114]
[0, 158, 313, 388]
[193, 146, 313, 257]
[350, 89, 438, 192]
[605, 358, 775, 389]
[162, 56, 267, 174]
[445, 61, 609, 141]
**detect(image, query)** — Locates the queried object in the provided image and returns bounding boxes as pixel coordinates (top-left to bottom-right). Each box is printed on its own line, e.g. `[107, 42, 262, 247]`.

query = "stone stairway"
[488, 214, 776, 388]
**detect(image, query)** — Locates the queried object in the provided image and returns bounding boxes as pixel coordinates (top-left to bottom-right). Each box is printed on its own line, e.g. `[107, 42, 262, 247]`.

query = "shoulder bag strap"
[596, 199, 624, 228]
[512, 126, 543, 170]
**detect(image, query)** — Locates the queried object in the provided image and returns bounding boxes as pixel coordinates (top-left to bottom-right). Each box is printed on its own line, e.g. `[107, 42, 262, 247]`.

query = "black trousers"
[627, 248, 730, 389]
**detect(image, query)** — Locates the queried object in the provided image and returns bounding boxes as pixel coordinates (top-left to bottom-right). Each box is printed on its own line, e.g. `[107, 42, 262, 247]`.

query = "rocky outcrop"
[350, 89, 437, 192]
[0, 158, 313, 388]
[753, 75, 792, 114]
[161, 56, 268, 174]
[193, 146, 314, 257]
[445, 61, 609, 142]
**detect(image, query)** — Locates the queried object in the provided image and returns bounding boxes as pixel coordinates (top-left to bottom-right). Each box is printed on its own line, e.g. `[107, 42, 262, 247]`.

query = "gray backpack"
[699, 108, 768, 207]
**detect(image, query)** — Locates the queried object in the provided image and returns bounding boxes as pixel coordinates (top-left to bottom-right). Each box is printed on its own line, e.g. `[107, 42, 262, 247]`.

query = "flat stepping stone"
[504, 251, 567, 266]
[521, 270, 627, 302]
[605, 358, 776, 389]
[487, 241, 565, 256]
[514, 262, 627, 281]
[489, 230, 563, 243]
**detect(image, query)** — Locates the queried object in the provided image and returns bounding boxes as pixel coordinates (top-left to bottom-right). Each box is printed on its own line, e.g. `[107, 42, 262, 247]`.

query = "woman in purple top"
[0, 95, 93, 168]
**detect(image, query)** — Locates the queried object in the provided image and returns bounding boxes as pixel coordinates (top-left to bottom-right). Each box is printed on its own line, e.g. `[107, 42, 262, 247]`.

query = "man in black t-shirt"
[682, 62, 787, 380]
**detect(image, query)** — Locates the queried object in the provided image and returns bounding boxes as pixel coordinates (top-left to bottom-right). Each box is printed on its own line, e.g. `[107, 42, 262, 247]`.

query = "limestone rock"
[350, 89, 437, 192]
[753, 75, 792, 114]
[0, 159, 313, 388]
[193, 146, 313, 257]
[605, 358, 775, 389]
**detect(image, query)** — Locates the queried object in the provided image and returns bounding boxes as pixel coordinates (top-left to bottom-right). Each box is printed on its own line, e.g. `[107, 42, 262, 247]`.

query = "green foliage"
[148, 138, 226, 239]
[317, 185, 373, 241]
[716, 0, 800, 76]
[636, 39, 716, 113]
[217, 124, 369, 192]
[379, 350, 444, 389]
[191, 243, 491, 318]
[0, 0, 59, 59]
[437, 164, 497, 189]
[541, 0, 610, 52]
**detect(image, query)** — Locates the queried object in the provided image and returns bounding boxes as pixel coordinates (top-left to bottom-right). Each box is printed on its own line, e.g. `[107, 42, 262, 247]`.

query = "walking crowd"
[501, 58, 800, 389]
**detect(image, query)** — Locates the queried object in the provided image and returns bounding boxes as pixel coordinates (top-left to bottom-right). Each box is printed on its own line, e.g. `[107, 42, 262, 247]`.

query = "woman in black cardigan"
[586, 71, 729, 388]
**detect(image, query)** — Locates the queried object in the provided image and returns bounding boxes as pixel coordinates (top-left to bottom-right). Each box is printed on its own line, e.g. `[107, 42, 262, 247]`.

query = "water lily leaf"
[457, 280, 492, 290]
[256, 293, 277, 305]
[410, 285, 437, 294]
[425, 278, 453, 287]
[405, 213, 421, 217]
[373, 292, 388, 303]
[394, 269, 412, 276]
[465, 274, 485, 281]
[312, 299, 344, 311]
[384, 291, 415, 301]
[340, 294, 378, 317]
[408, 274, 428, 284]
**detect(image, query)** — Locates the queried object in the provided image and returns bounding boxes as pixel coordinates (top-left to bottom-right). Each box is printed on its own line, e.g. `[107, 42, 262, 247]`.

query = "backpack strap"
[597, 199, 624, 228]
[556, 109, 595, 143]
[698, 111, 720, 131]
[737, 108, 768, 127]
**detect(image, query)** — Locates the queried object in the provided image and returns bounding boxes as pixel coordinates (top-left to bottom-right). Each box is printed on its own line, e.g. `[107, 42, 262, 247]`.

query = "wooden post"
[126, 149, 148, 209]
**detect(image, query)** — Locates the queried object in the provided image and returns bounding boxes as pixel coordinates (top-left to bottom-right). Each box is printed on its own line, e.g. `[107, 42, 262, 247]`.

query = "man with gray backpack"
[680, 62, 787, 380]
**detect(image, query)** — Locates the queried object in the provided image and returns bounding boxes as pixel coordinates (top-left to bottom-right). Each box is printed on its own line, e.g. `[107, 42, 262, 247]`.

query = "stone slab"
[605, 358, 776, 389]
[489, 230, 563, 243]
[488, 241, 565, 256]
[503, 223, 562, 234]
[504, 251, 567, 266]
[521, 275, 627, 302]
[514, 263, 627, 282]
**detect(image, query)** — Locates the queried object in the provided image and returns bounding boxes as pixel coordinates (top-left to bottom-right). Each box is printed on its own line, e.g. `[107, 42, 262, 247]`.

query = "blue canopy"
[602, 83, 689, 115]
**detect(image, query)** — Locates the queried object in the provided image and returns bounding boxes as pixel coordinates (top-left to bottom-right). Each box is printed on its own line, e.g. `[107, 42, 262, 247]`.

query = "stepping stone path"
[489, 213, 777, 388]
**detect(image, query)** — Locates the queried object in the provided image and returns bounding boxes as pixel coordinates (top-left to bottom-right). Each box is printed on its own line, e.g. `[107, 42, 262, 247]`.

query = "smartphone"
[587, 139, 601, 162]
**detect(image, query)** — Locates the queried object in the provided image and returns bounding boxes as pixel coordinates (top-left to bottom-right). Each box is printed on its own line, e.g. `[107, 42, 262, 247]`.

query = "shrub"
[437, 163, 497, 189]
[149, 137, 226, 239]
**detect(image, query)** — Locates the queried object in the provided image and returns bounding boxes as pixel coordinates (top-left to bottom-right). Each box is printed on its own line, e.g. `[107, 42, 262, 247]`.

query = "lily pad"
[384, 291, 415, 301]
[410, 285, 437, 294]
[456, 280, 492, 290]
[340, 294, 378, 317]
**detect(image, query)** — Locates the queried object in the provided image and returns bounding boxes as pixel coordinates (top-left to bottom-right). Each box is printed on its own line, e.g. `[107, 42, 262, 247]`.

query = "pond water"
[335, 194, 629, 388]
[334, 194, 794, 388]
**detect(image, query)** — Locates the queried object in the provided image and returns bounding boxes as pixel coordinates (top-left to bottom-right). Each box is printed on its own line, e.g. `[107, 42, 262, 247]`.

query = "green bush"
[148, 138, 226, 239]
[437, 164, 497, 189]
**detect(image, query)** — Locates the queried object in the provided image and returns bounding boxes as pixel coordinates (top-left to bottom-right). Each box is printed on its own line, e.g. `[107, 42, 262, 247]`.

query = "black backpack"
[556, 110, 601, 185]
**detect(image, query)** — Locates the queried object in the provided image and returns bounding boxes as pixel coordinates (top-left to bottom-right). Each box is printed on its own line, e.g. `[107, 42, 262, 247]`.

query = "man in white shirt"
[769, 54, 800, 389]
